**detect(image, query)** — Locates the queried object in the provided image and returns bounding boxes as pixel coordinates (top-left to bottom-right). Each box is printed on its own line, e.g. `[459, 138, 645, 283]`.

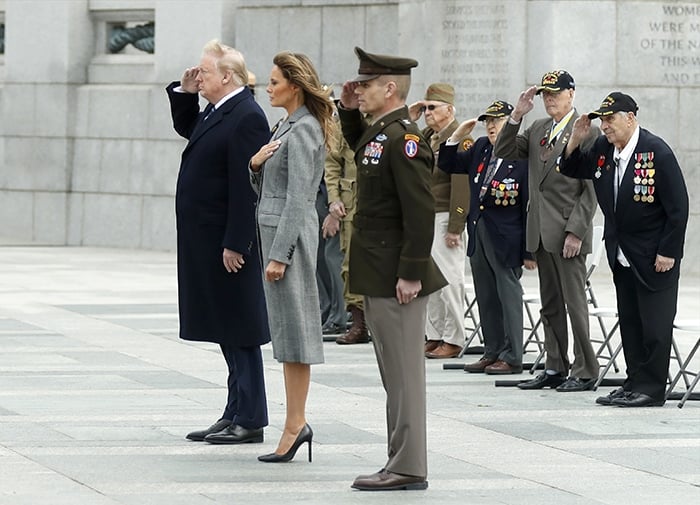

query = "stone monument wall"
[0, 0, 697, 274]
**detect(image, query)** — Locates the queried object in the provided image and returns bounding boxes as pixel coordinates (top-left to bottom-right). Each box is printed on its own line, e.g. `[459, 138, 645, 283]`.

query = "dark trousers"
[220, 344, 268, 429]
[469, 221, 524, 365]
[613, 262, 678, 400]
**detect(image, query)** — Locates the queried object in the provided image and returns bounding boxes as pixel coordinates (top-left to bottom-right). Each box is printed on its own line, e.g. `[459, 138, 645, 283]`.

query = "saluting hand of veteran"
[340, 81, 360, 109]
[408, 101, 425, 122]
[655, 254, 675, 273]
[223, 248, 245, 273]
[180, 66, 200, 94]
[562, 232, 583, 259]
[250, 140, 282, 172]
[450, 118, 478, 142]
[396, 278, 422, 305]
[511, 85, 538, 122]
[566, 115, 592, 156]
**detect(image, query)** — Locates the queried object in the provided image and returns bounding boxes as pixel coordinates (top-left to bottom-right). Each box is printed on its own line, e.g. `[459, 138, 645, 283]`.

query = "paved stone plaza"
[0, 245, 698, 505]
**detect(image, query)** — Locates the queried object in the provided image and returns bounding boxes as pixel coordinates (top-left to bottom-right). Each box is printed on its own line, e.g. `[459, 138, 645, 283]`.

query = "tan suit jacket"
[494, 111, 597, 253]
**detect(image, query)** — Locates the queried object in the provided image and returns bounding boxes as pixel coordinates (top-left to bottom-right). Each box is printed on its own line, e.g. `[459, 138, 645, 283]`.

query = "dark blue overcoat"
[166, 82, 271, 346]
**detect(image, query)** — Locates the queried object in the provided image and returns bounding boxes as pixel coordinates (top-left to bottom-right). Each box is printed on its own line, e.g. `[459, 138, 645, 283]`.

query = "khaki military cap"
[424, 83, 454, 104]
[351, 47, 418, 82]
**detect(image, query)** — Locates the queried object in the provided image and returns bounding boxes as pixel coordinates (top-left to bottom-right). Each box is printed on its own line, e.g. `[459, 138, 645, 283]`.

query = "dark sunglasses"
[420, 104, 448, 112]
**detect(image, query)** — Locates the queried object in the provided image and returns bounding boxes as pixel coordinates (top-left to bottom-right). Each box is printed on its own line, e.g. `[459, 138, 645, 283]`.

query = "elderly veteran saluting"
[560, 92, 689, 407]
[439, 100, 533, 375]
[495, 70, 599, 392]
[337, 47, 446, 491]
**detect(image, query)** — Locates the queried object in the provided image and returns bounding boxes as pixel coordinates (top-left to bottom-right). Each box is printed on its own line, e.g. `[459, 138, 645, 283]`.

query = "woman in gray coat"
[250, 51, 336, 463]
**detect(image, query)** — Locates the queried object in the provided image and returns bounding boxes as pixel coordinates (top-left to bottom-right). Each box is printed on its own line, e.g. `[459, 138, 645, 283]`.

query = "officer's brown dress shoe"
[425, 342, 461, 359]
[186, 418, 231, 441]
[204, 424, 264, 444]
[463, 356, 497, 373]
[351, 469, 428, 491]
[424, 339, 441, 354]
[484, 360, 523, 375]
[517, 372, 565, 389]
[611, 391, 665, 407]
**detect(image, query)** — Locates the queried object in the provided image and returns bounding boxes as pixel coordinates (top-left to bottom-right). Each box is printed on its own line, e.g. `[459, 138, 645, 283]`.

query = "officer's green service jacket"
[338, 106, 447, 298]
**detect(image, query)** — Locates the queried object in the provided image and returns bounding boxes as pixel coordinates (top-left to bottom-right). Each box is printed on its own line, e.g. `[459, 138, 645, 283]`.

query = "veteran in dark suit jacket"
[495, 70, 600, 392]
[439, 100, 533, 375]
[561, 92, 689, 407]
[338, 48, 446, 492]
[166, 40, 270, 444]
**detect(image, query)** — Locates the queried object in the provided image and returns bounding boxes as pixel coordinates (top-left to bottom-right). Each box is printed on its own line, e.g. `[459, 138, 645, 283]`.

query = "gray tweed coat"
[251, 105, 325, 364]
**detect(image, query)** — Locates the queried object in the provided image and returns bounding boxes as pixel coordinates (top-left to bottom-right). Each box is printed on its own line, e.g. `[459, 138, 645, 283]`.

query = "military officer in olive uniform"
[338, 47, 446, 491]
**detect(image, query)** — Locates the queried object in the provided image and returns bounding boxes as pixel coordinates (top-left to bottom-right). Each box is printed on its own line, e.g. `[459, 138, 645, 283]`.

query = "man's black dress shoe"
[204, 424, 264, 444]
[556, 376, 595, 392]
[351, 469, 428, 491]
[611, 391, 665, 408]
[595, 388, 628, 405]
[186, 419, 231, 442]
[517, 372, 565, 390]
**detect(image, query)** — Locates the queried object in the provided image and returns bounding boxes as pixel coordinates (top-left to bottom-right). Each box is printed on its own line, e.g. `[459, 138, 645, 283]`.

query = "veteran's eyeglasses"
[420, 104, 449, 112]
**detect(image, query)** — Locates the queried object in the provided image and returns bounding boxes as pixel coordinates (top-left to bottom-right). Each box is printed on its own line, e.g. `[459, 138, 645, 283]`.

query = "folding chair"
[459, 283, 483, 357]
[666, 320, 700, 408]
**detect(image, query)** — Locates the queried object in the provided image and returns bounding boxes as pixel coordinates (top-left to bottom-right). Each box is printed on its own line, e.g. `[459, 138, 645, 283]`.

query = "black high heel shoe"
[258, 424, 313, 463]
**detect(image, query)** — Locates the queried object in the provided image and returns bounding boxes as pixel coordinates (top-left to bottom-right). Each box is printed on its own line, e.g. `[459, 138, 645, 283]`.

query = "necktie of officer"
[478, 157, 499, 200]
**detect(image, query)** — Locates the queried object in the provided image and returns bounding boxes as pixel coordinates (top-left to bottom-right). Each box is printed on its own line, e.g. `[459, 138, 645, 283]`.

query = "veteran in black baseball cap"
[588, 92, 639, 119]
[535, 70, 575, 95]
[477, 100, 514, 121]
[351, 46, 418, 82]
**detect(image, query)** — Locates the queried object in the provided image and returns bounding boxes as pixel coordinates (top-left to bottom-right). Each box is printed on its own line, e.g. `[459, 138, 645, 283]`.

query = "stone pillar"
[1, 0, 92, 243]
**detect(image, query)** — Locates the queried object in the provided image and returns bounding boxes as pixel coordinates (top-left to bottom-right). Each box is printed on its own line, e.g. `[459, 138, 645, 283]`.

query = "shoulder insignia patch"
[462, 139, 475, 151]
[404, 139, 419, 158]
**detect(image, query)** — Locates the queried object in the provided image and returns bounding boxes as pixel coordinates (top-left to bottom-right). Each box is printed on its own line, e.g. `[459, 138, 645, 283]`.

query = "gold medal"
[510, 198, 516, 205]
[635, 162, 641, 169]
[641, 195, 648, 202]
[495, 199, 501, 205]
[634, 176, 641, 184]
[647, 161, 654, 168]
[647, 195, 654, 203]
[641, 178, 648, 185]
[502, 199, 509, 206]
[634, 194, 640, 202]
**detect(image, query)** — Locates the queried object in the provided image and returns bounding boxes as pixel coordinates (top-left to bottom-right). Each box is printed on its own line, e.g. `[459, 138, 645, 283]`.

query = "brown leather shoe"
[424, 339, 441, 354]
[336, 305, 369, 344]
[484, 360, 523, 375]
[425, 342, 461, 359]
[463, 356, 497, 373]
[351, 469, 428, 491]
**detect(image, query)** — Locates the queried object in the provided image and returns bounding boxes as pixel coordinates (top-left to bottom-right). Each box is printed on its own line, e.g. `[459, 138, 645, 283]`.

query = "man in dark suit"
[439, 100, 534, 375]
[338, 47, 446, 491]
[495, 70, 600, 392]
[166, 39, 271, 443]
[561, 92, 689, 407]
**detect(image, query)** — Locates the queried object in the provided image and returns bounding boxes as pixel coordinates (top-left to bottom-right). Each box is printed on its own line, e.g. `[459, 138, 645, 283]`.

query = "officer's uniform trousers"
[364, 295, 428, 479]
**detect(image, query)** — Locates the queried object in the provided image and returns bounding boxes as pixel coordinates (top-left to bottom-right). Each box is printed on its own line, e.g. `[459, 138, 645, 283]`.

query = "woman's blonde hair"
[272, 51, 337, 150]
